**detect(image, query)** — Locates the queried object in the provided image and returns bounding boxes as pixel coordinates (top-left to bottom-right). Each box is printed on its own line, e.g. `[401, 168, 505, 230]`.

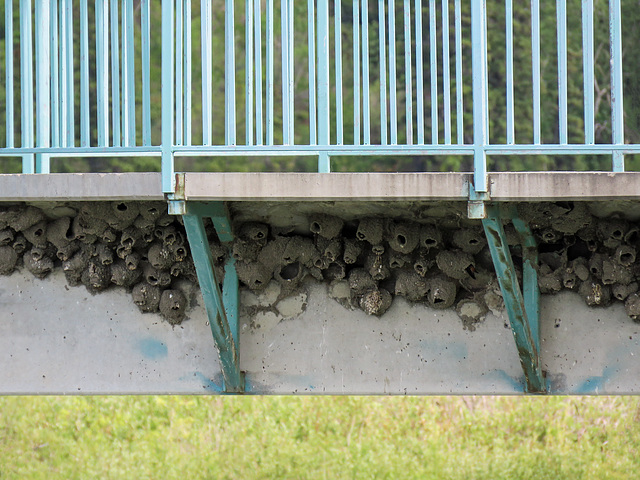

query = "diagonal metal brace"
[482, 205, 546, 393]
[181, 201, 244, 393]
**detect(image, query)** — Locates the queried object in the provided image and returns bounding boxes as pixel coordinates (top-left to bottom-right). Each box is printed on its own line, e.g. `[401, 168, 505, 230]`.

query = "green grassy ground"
[0, 396, 638, 479]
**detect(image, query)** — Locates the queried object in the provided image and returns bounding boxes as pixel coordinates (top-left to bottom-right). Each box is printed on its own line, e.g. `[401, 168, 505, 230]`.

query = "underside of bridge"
[1, 172, 640, 395]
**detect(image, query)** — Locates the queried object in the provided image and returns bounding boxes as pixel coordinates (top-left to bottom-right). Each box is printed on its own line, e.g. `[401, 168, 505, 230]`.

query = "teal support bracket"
[468, 181, 490, 220]
[511, 211, 540, 353]
[181, 201, 244, 393]
[482, 205, 546, 393]
[167, 173, 186, 215]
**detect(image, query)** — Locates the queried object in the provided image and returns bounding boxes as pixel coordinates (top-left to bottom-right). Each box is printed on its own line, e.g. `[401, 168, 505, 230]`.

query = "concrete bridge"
[1, 1, 640, 394]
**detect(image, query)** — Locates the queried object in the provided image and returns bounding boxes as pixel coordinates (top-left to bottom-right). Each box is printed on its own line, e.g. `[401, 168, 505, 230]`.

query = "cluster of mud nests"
[3, 201, 640, 329]
[519, 202, 640, 321]
[232, 202, 640, 328]
[0, 202, 196, 324]
[231, 213, 503, 329]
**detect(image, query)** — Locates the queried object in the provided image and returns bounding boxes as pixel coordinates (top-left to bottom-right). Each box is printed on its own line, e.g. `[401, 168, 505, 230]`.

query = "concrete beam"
[1, 171, 640, 203]
[0, 173, 164, 201]
[182, 172, 472, 201]
[183, 172, 640, 202]
[489, 172, 640, 201]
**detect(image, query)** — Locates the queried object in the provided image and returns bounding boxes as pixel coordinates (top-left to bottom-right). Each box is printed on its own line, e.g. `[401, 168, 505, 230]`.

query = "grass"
[0, 396, 639, 479]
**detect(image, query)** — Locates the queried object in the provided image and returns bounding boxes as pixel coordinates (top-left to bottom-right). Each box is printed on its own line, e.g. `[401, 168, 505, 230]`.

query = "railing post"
[610, 0, 624, 172]
[162, 0, 175, 193]
[225, 0, 237, 146]
[471, 0, 487, 193]
[35, 0, 50, 173]
[95, 0, 109, 147]
[20, 0, 34, 173]
[317, 0, 330, 172]
[5, 0, 14, 150]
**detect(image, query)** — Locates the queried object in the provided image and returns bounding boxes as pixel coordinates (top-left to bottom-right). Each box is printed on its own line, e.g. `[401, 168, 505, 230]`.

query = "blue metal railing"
[0, 1, 636, 194]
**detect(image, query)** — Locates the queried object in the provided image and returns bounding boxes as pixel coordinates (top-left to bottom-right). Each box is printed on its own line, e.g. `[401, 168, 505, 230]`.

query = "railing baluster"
[389, 0, 397, 145]
[610, 0, 624, 171]
[111, 0, 121, 146]
[142, 0, 152, 146]
[80, 0, 90, 147]
[245, 0, 254, 146]
[5, 0, 14, 149]
[175, 0, 183, 145]
[442, 0, 451, 145]
[484, 6, 488, 136]
[353, 0, 360, 145]
[403, 0, 412, 145]
[124, 0, 135, 146]
[429, 0, 437, 144]
[281, 0, 291, 144]
[184, 0, 192, 145]
[362, 0, 371, 145]
[161, 0, 175, 193]
[50, 2, 59, 149]
[378, 0, 387, 145]
[202, 0, 212, 145]
[288, 0, 294, 142]
[120, 0, 128, 145]
[531, 0, 540, 145]
[266, 0, 274, 145]
[335, 0, 344, 145]
[4, 1, 15, 148]
[20, 0, 34, 172]
[582, 0, 594, 145]
[471, 0, 488, 192]
[96, 0, 109, 147]
[505, 0, 514, 144]
[415, 0, 424, 145]
[60, 0, 68, 147]
[254, 0, 263, 146]
[64, 0, 74, 146]
[308, 0, 317, 145]
[317, 0, 330, 172]
[35, 0, 50, 173]
[454, 0, 463, 144]
[225, 0, 236, 145]
[556, 0, 567, 146]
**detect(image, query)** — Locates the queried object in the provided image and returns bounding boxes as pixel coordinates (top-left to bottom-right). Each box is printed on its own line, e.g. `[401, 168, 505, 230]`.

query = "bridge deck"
[2, 171, 640, 202]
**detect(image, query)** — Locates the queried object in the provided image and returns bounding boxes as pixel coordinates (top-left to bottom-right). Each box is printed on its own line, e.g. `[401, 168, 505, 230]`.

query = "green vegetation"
[1, 395, 639, 479]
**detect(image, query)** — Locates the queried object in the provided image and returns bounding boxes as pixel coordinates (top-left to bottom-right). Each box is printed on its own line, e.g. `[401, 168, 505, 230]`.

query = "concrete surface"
[0, 173, 164, 201]
[4, 171, 640, 202]
[1, 269, 639, 394]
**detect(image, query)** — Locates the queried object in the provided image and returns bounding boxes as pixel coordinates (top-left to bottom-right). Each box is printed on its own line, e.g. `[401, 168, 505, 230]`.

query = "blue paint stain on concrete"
[194, 372, 223, 393]
[487, 369, 525, 393]
[137, 338, 168, 360]
[574, 366, 616, 394]
[179, 372, 223, 392]
[177, 372, 253, 394]
[576, 376, 606, 394]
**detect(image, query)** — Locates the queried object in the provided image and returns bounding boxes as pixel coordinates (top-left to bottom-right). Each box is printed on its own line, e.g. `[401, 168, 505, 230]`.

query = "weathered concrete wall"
[1, 268, 638, 394]
[1, 199, 640, 394]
